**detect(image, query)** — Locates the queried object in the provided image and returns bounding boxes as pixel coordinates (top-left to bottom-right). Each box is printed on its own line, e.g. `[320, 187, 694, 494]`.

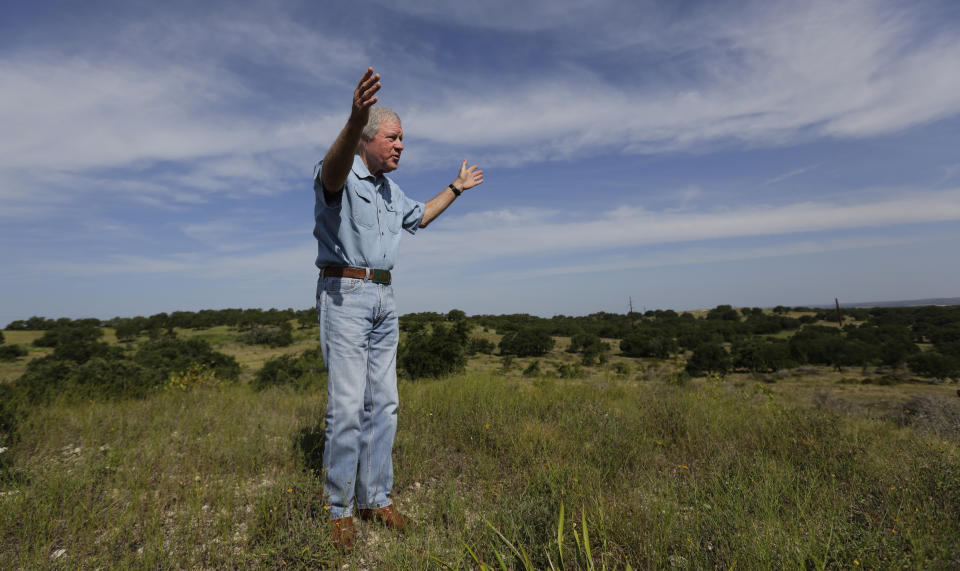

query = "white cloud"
[481, 234, 921, 281]
[55, 244, 317, 280]
[404, 187, 960, 265]
[402, 1, 960, 157]
[53, 186, 960, 283]
[764, 165, 820, 186]
[3, 0, 960, 220]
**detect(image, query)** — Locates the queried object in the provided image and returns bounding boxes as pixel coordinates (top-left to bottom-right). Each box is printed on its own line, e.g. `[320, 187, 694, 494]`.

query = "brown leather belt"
[321, 266, 392, 285]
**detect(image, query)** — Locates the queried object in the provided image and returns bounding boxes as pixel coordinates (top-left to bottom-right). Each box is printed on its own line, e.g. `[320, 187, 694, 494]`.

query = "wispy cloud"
[405, 187, 960, 265]
[764, 164, 820, 185]
[482, 234, 922, 281]
[3, 2, 956, 166]
[50, 187, 960, 281]
[55, 244, 317, 280]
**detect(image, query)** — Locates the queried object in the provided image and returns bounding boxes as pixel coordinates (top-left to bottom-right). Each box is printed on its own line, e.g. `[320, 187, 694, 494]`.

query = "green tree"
[731, 338, 791, 373]
[114, 318, 145, 342]
[707, 305, 740, 321]
[134, 337, 240, 381]
[32, 324, 115, 364]
[620, 332, 676, 358]
[253, 347, 326, 391]
[465, 337, 495, 356]
[399, 324, 467, 379]
[238, 322, 294, 347]
[908, 352, 960, 381]
[685, 343, 731, 376]
[0, 345, 28, 362]
[499, 328, 555, 357]
[296, 309, 317, 330]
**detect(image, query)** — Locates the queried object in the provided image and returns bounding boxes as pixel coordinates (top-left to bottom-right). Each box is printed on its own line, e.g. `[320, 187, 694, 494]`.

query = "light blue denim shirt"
[313, 155, 425, 271]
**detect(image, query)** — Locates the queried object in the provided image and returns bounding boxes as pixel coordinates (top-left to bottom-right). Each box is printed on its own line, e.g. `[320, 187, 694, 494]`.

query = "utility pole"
[629, 296, 634, 315]
[835, 297, 843, 328]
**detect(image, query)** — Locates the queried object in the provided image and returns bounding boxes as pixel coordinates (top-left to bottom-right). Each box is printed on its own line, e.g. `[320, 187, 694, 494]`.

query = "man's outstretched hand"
[350, 67, 381, 125]
[454, 160, 484, 192]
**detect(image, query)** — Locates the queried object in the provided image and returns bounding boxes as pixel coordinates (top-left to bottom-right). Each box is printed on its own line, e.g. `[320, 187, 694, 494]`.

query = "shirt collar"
[351, 154, 379, 181]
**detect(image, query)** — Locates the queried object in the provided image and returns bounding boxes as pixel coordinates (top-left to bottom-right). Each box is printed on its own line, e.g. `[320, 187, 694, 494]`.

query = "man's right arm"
[319, 68, 381, 199]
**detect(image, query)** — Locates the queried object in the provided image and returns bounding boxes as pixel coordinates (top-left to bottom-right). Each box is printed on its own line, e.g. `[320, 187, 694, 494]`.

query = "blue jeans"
[316, 275, 399, 520]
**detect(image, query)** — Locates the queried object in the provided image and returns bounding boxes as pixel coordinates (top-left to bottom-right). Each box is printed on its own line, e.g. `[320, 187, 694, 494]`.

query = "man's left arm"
[419, 160, 484, 228]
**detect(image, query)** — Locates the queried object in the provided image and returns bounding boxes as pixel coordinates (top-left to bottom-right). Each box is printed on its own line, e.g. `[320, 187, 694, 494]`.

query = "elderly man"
[313, 67, 484, 550]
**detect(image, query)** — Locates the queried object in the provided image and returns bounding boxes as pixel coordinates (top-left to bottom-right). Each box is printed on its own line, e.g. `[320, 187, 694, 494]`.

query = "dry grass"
[2, 322, 959, 568]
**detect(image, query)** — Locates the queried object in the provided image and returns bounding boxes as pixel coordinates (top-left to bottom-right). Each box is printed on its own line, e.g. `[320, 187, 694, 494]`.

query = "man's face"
[361, 119, 403, 175]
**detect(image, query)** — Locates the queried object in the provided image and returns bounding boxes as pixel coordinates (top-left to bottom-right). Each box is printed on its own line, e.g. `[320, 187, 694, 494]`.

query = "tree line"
[4, 308, 316, 339]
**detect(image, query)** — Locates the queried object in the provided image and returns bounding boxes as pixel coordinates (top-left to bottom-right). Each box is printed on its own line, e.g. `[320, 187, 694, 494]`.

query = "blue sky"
[2, 0, 960, 325]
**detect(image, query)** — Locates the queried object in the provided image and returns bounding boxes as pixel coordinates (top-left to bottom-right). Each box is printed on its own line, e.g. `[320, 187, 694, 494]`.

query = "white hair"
[361, 106, 401, 141]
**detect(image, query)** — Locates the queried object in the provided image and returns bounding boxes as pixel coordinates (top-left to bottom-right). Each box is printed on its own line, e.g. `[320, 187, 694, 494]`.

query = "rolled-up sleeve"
[401, 194, 425, 234]
[313, 160, 342, 208]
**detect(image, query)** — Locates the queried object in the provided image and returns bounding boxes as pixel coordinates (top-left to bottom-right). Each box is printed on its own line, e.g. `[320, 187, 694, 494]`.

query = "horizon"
[3, 1, 960, 327]
[7, 295, 960, 327]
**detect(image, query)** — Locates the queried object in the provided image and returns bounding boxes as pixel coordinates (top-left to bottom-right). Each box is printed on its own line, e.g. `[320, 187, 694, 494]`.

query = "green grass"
[1, 331, 959, 568]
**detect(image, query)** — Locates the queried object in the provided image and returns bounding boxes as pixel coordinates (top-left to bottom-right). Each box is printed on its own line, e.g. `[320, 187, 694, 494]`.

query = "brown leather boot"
[358, 505, 407, 532]
[330, 517, 355, 551]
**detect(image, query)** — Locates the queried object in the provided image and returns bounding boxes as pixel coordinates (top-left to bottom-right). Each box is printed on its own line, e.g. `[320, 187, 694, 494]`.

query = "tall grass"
[1, 370, 958, 568]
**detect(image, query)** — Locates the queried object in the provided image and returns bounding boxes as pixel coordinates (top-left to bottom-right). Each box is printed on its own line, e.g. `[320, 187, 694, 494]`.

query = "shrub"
[32, 324, 116, 364]
[567, 333, 604, 353]
[113, 318, 145, 342]
[613, 362, 631, 376]
[165, 363, 220, 392]
[620, 332, 676, 358]
[296, 309, 317, 330]
[907, 352, 960, 381]
[0, 345, 28, 361]
[238, 323, 294, 347]
[556, 363, 584, 378]
[668, 370, 691, 386]
[32, 324, 102, 348]
[706, 305, 740, 321]
[731, 338, 791, 373]
[465, 337, 495, 356]
[580, 349, 597, 366]
[522, 360, 541, 377]
[15, 356, 79, 403]
[399, 324, 467, 379]
[685, 343, 731, 376]
[0, 383, 23, 446]
[499, 328, 555, 357]
[134, 337, 240, 381]
[252, 347, 326, 391]
[69, 357, 160, 400]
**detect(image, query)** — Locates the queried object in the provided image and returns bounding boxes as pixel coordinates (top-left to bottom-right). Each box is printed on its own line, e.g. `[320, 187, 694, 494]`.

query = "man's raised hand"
[454, 160, 485, 192]
[351, 67, 381, 124]
[321, 68, 382, 195]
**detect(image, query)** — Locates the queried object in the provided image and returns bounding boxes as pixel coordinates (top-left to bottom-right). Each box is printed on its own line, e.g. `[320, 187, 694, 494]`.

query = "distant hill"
[810, 297, 960, 309]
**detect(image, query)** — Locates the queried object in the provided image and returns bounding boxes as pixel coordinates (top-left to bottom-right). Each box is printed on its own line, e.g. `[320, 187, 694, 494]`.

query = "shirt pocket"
[382, 200, 402, 234]
[349, 186, 377, 229]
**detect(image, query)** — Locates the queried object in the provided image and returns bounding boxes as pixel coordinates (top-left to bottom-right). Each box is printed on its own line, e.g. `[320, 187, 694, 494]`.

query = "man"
[313, 67, 484, 550]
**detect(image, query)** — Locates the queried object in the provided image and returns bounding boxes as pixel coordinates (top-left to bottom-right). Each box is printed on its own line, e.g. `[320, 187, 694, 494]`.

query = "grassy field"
[1, 325, 958, 569]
